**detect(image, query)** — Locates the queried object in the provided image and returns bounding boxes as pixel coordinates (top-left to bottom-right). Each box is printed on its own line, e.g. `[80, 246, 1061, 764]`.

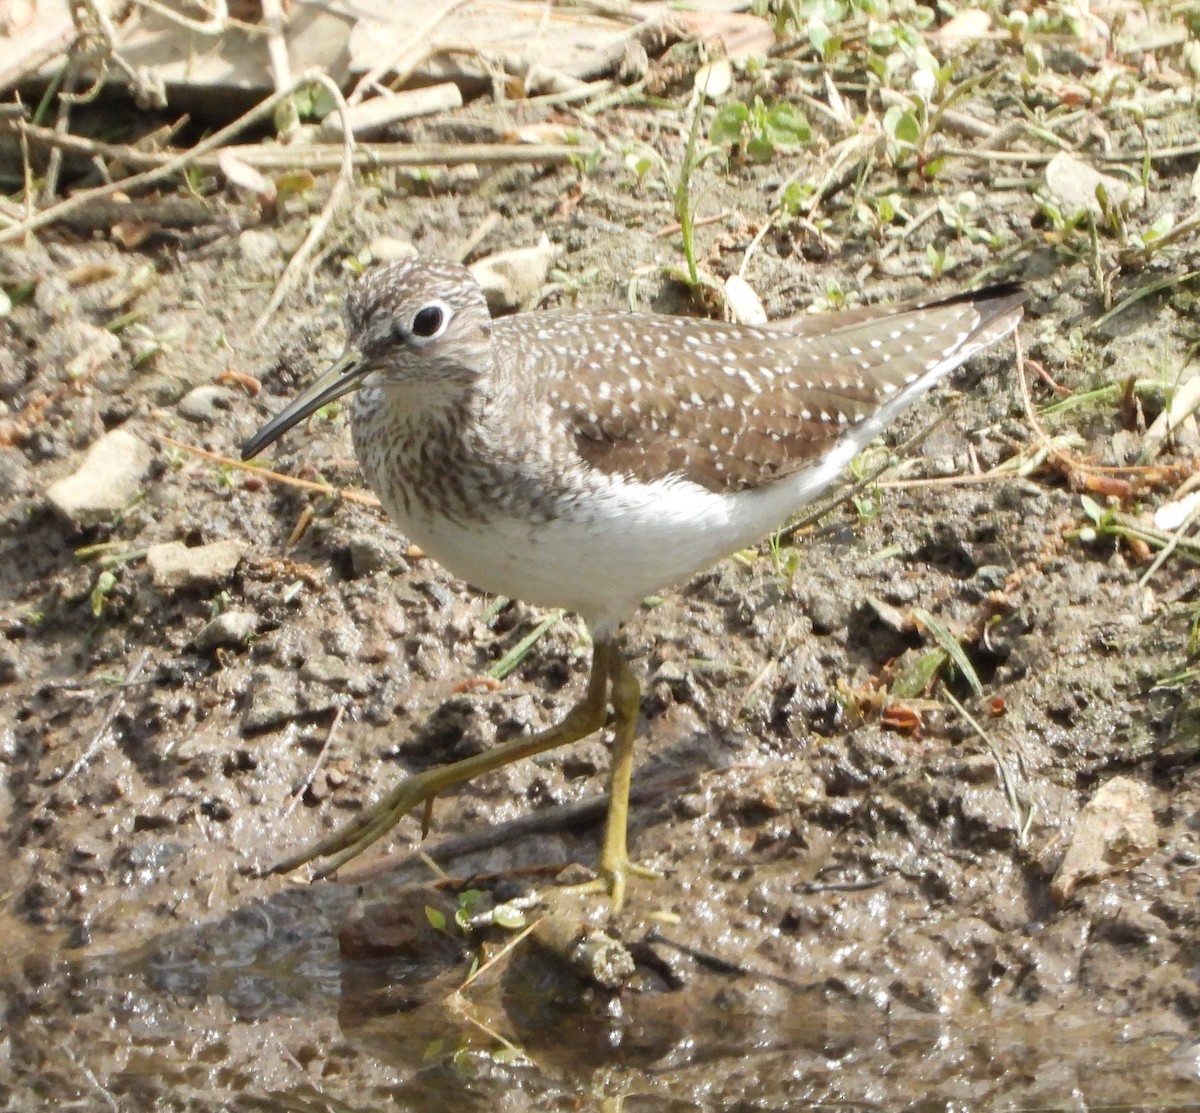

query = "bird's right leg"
[267, 638, 617, 879]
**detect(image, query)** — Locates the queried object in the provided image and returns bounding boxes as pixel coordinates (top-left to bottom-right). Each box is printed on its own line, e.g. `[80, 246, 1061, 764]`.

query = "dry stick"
[741, 136, 871, 277]
[253, 72, 355, 330]
[13, 123, 590, 173]
[1013, 327, 1066, 469]
[877, 201, 938, 261]
[260, 0, 297, 141]
[150, 431, 382, 507]
[1137, 502, 1200, 588]
[73, 0, 168, 108]
[456, 918, 542, 994]
[48, 649, 152, 787]
[18, 101, 34, 224]
[131, 0, 233, 35]
[452, 211, 502, 262]
[282, 704, 345, 819]
[40, 62, 78, 205]
[731, 616, 808, 720]
[941, 688, 1030, 846]
[942, 139, 1200, 166]
[348, 0, 469, 106]
[333, 778, 673, 885]
[0, 69, 330, 246]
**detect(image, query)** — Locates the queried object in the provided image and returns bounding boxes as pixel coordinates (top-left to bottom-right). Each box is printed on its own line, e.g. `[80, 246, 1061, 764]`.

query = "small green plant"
[623, 144, 663, 190]
[567, 144, 604, 177]
[767, 532, 801, 585]
[425, 888, 528, 935]
[852, 492, 882, 520]
[925, 241, 952, 279]
[210, 590, 231, 619]
[90, 570, 118, 618]
[709, 96, 810, 163]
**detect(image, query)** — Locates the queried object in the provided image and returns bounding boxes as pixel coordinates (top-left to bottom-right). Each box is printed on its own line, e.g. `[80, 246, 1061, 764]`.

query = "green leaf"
[709, 103, 749, 147]
[291, 84, 336, 121]
[274, 168, 317, 202]
[273, 96, 299, 136]
[425, 906, 447, 933]
[492, 903, 528, 930]
[90, 571, 117, 618]
[890, 647, 947, 700]
[454, 888, 485, 929]
[1079, 494, 1106, 524]
[807, 17, 831, 55]
[1142, 213, 1174, 243]
[781, 180, 814, 214]
[883, 106, 920, 145]
[747, 136, 776, 163]
[764, 103, 810, 146]
[911, 607, 984, 699]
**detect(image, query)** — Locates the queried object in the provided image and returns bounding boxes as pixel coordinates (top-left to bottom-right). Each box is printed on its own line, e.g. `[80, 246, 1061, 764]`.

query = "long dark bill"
[241, 350, 368, 460]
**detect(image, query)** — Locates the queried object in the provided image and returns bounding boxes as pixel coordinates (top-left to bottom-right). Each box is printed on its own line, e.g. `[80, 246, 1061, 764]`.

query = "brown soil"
[2, 17, 1199, 1112]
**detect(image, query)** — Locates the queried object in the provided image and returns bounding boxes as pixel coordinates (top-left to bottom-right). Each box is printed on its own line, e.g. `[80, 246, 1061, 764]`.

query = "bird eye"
[411, 305, 445, 338]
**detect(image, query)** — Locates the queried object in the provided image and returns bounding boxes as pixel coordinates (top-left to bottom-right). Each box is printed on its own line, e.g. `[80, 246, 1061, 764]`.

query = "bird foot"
[265, 767, 443, 879]
[559, 858, 662, 913]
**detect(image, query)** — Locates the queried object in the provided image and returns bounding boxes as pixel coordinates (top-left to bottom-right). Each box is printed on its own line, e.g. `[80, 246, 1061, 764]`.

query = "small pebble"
[177, 385, 235, 424]
[147, 539, 248, 591]
[194, 610, 259, 652]
[45, 428, 153, 526]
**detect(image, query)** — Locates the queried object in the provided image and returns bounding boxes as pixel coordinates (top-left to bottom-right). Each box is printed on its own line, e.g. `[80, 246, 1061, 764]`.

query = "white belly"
[384, 455, 849, 637]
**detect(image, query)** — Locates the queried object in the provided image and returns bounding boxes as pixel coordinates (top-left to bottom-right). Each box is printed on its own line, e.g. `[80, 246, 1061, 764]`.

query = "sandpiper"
[243, 256, 1023, 906]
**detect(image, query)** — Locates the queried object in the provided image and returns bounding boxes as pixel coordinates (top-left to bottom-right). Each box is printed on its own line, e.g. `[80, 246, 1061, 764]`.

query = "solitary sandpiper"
[243, 256, 1023, 907]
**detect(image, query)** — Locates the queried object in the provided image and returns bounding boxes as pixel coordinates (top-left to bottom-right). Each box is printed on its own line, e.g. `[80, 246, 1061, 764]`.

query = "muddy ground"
[2, 11, 1200, 1112]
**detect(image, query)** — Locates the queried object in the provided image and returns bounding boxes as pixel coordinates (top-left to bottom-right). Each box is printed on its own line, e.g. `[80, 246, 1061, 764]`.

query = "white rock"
[694, 58, 732, 100]
[469, 237, 559, 313]
[194, 609, 259, 652]
[45, 429, 152, 526]
[147, 539, 249, 591]
[238, 228, 282, 267]
[1045, 152, 1135, 217]
[1153, 490, 1200, 533]
[724, 274, 767, 325]
[369, 236, 419, 264]
[1050, 776, 1157, 902]
[178, 384, 235, 423]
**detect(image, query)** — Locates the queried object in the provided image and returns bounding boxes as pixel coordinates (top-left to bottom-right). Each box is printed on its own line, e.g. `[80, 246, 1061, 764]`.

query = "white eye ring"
[407, 299, 452, 343]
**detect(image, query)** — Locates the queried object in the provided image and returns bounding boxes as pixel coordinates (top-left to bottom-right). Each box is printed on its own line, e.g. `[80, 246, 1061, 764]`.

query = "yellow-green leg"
[596, 648, 657, 911]
[270, 639, 616, 879]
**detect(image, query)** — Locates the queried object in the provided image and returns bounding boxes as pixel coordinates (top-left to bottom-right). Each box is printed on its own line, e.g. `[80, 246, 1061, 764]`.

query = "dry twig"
[253, 72, 354, 330]
[150, 431, 382, 508]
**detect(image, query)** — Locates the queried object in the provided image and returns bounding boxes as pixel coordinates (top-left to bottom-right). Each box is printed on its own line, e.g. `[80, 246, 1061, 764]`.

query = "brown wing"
[494, 286, 1023, 494]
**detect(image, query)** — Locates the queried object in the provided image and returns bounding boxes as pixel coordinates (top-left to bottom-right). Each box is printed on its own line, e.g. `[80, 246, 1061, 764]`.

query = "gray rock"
[0, 643, 21, 683]
[45, 428, 153, 525]
[242, 666, 302, 733]
[0, 448, 30, 499]
[975, 565, 1009, 591]
[237, 229, 282, 268]
[177, 384, 235, 423]
[147, 539, 249, 591]
[300, 653, 352, 690]
[194, 610, 259, 652]
[42, 320, 121, 381]
[347, 532, 398, 576]
[0, 345, 25, 400]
